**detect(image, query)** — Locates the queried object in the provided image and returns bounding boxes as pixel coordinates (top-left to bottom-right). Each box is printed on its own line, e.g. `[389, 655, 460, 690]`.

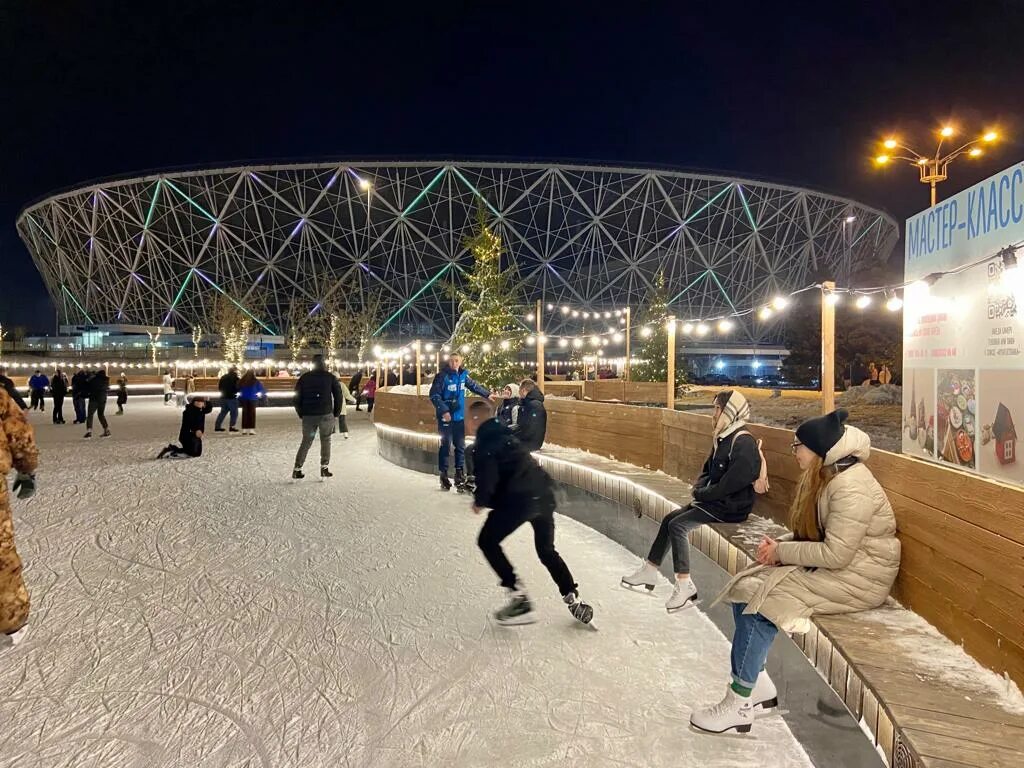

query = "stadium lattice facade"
[17, 161, 898, 343]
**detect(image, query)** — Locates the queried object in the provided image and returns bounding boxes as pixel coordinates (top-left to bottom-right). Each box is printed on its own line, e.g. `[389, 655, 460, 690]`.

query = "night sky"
[2, 1, 1022, 333]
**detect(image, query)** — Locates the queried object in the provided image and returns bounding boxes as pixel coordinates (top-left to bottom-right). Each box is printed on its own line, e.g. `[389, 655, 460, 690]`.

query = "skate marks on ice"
[0, 402, 813, 767]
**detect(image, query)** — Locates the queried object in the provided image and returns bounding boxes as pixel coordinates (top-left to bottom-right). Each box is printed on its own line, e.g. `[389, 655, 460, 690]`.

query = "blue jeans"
[216, 398, 239, 429]
[731, 603, 778, 689]
[438, 418, 466, 473]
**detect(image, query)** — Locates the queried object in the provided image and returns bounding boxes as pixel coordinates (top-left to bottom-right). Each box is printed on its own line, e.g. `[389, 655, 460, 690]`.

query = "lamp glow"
[855, 295, 872, 309]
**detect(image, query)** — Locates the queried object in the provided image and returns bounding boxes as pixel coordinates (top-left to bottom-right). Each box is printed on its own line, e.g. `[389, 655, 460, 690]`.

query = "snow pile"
[859, 605, 1024, 715]
[381, 384, 428, 395]
[838, 384, 902, 406]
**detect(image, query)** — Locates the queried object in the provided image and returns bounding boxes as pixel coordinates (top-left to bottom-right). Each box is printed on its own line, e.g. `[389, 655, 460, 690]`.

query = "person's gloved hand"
[12, 473, 36, 499]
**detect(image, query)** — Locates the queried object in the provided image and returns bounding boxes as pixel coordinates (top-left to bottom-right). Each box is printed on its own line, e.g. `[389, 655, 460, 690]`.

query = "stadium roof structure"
[17, 160, 898, 343]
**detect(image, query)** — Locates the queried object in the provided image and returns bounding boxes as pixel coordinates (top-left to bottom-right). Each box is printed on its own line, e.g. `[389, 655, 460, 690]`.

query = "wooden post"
[821, 281, 836, 414]
[535, 299, 545, 393]
[399, 350, 404, 386]
[666, 316, 676, 411]
[624, 307, 631, 382]
[415, 342, 422, 396]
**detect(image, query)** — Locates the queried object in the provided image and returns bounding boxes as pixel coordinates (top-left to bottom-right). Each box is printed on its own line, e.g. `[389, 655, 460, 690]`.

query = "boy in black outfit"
[465, 399, 593, 626]
[157, 396, 214, 459]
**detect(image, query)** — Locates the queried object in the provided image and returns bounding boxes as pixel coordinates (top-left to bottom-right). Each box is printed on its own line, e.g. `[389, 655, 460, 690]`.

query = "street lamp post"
[874, 125, 999, 207]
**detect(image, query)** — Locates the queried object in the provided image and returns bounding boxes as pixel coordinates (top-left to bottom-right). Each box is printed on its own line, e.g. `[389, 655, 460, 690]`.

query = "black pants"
[52, 394, 65, 423]
[478, 503, 576, 596]
[30, 390, 45, 411]
[73, 395, 86, 423]
[165, 435, 202, 458]
[86, 398, 108, 431]
[648, 503, 726, 574]
[365, 397, 375, 413]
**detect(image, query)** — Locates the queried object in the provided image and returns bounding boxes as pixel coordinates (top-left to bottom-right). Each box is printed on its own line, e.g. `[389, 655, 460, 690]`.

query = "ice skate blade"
[494, 613, 537, 627]
[754, 696, 778, 711]
[620, 579, 657, 593]
[666, 597, 701, 614]
[689, 721, 752, 736]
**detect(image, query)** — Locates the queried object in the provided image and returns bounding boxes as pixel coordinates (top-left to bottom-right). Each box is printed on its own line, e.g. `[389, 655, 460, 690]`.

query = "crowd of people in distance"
[0, 352, 902, 738]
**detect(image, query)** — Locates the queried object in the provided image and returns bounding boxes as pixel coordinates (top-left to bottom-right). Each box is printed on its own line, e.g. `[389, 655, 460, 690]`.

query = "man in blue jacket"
[428, 352, 494, 490]
[28, 370, 49, 412]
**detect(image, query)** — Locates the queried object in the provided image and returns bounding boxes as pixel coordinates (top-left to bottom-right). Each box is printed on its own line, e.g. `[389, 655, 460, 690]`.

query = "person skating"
[157, 396, 214, 458]
[622, 391, 763, 613]
[0, 387, 39, 642]
[50, 368, 69, 424]
[690, 408, 900, 735]
[336, 377, 358, 440]
[28, 370, 48, 412]
[116, 372, 128, 414]
[496, 384, 519, 428]
[84, 368, 111, 438]
[238, 369, 266, 435]
[514, 378, 547, 451]
[214, 366, 241, 432]
[465, 399, 593, 626]
[428, 352, 494, 491]
[70, 367, 88, 423]
[292, 354, 342, 479]
[162, 371, 174, 405]
[362, 376, 377, 413]
[0, 368, 27, 411]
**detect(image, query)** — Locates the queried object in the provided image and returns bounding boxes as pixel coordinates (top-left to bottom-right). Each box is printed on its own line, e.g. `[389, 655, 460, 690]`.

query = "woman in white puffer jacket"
[691, 408, 901, 735]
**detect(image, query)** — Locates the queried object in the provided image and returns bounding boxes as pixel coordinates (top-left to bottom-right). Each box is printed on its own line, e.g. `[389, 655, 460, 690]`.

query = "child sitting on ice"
[157, 396, 214, 459]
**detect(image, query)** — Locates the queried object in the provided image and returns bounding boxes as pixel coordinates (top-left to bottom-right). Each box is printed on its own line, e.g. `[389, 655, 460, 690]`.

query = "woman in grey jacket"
[690, 408, 900, 735]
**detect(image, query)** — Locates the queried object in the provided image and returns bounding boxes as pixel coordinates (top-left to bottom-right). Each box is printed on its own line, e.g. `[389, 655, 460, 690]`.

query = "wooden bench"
[372, 393, 1024, 768]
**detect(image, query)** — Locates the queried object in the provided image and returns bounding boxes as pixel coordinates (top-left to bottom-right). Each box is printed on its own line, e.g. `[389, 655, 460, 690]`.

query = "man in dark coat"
[515, 378, 547, 452]
[84, 368, 110, 438]
[292, 354, 342, 479]
[70, 367, 89, 423]
[157, 396, 214, 458]
[214, 366, 241, 432]
[49, 368, 69, 424]
[0, 368, 27, 411]
[465, 399, 593, 627]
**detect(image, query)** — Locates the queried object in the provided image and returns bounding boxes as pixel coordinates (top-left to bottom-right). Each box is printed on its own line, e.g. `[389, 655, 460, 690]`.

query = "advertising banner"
[903, 161, 1024, 484]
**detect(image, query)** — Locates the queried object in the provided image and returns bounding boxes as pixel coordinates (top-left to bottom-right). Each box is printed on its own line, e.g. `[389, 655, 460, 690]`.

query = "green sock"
[730, 681, 753, 697]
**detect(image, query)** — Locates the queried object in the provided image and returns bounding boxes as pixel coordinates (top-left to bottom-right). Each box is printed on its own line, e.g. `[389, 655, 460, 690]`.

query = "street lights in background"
[873, 124, 1000, 207]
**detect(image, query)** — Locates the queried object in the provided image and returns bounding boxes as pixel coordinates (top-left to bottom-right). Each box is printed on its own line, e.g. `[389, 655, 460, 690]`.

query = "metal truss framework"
[17, 161, 898, 343]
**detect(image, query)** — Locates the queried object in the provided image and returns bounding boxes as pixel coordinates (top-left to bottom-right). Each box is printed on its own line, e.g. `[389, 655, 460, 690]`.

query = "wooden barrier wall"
[375, 390, 1024, 688]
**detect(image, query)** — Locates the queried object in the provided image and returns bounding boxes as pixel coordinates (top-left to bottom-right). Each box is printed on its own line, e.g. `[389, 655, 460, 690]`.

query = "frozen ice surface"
[1, 401, 814, 767]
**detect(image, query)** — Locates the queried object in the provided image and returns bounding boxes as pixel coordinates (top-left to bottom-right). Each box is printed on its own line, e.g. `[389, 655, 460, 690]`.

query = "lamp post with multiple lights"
[874, 125, 1000, 207]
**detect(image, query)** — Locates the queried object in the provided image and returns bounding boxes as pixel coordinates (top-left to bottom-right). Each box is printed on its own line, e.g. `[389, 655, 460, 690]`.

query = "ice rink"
[1, 399, 814, 767]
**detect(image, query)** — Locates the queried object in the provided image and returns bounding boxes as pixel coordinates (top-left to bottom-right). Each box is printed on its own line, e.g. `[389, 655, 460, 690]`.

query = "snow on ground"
[1, 400, 814, 767]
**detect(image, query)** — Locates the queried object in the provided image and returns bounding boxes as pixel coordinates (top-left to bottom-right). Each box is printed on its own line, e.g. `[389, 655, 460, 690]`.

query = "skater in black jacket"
[465, 399, 593, 627]
[514, 379, 547, 451]
[157, 396, 214, 458]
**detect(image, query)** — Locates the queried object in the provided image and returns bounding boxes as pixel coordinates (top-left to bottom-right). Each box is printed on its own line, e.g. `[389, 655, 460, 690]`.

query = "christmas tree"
[631, 272, 687, 388]
[450, 208, 528, 386]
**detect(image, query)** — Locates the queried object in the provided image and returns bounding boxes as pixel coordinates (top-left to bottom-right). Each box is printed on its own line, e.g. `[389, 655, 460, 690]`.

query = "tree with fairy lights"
[631, 272, 687, 388]
[449, 208, 527, 384]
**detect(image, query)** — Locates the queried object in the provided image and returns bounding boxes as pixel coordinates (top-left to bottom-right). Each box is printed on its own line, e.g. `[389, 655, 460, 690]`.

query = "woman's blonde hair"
[789, 459, 841, 542]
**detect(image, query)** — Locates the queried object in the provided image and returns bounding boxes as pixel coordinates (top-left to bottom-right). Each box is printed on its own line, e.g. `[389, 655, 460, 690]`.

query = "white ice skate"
[494, 586, 536, 626]
[751, 671, 778, 710]
[665, 577, 699, 613]
[690, 686, 754, 734]
[620, 561, 658, 592]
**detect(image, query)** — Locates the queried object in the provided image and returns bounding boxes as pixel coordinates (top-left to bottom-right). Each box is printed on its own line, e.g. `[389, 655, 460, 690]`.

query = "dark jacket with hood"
[294, 367, 343, 417]
[218, 371, 240, 399]
[88, 371, 110, 401]
[471, 418, 555, 514]
[497, 397, 520, 428]
[690, 428, 761, 522]
[71, 370, 89, 398]
[515, 388, 547, 451]
[50, 372, 69, 397]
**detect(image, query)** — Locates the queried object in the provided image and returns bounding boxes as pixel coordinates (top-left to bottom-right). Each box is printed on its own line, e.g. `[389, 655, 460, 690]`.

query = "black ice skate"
[156, 445, 172, 459]
[563, 590, 595, 625]
[321, 466, 333, 478]
[292, 468, 305, 480]
[454, 469, 468, 493]
[494, 586, 537, 626]
[439, 472, 452, 491]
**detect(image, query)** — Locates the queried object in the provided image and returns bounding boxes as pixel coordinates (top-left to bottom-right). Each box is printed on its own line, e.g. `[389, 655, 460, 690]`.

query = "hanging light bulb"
[547, 303, 554, 310]
[526, 335, 536, 346]
[855, 294, 872, 309]
[885, 292, 903, 312]
[481, 343, 492, 353]
[825, 292, 841, 306]
[582, 312, 590, 319]
[524, 312, 534, 322]
[695, 323, 710, 336]
[679, 322, 692, 334]
[561, 306, 570, 315]
[772, 296, 790, 311]
[558, 337, 569, 348]
[572, 337, 584, 348]
[500, 339, 511, 350]
[718, 319, 735, 333]
[759, 306, 774, 321]
[460, 344, 471, 353]
[604, 311, 612, 319]
[640, 326, 653, 338]
[612, 332, 623, 343]
[571, 310, 580, 318]
[614, 310, 622, 317]
[590, 336, 600, 347]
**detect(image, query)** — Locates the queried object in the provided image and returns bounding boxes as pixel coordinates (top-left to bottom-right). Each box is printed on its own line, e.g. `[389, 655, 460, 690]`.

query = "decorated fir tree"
[449, 209, 528, 385]
[631, 272, 687, 388]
